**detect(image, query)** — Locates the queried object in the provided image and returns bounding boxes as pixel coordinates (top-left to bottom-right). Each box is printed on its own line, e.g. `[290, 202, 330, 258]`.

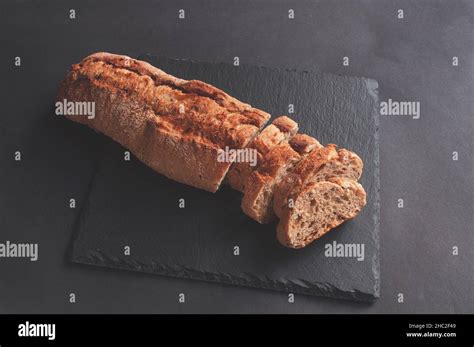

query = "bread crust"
[289, 134, 321, 154]
[58, 52, 270, 192]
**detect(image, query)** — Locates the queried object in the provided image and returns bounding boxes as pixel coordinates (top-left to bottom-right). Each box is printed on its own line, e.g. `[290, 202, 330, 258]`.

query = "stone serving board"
[70, 54, 380, 301]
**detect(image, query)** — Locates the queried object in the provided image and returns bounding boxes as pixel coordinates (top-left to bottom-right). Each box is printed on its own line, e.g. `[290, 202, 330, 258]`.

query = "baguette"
[57, 52, 270, 192]
[59, 52, 368, 249]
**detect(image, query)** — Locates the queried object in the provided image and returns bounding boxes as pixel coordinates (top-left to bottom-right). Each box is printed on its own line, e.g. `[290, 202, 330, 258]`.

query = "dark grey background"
[0, 0, 472, 313]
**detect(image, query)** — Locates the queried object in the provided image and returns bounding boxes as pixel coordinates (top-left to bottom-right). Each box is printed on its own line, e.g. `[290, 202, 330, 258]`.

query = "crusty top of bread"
[81, 53, 263, 114]
[272, 116, 299, 136]
[254, 133, 322, 180]
[288, 144, 340, 179]
[289, 134, 322, 154]
[251, 116, 298, 156]
[67, 52, 270, 149]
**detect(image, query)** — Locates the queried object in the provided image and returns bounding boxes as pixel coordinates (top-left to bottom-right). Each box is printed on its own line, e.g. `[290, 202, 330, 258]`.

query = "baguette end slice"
[277, 177, 367, 249]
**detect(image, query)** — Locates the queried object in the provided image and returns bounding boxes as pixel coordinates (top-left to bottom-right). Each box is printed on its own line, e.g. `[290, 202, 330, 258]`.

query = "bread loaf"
[59, 52, 368, 249]
[57, 52, 270, 192]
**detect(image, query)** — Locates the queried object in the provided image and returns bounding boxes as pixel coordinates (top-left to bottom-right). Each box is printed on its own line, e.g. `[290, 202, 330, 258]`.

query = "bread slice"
[273, 145, 363, 218]
[226, 116, 298, 192]
[241, 135, 321, 224]
[277, 177, 367, 249]
[57, 52, 270, 192]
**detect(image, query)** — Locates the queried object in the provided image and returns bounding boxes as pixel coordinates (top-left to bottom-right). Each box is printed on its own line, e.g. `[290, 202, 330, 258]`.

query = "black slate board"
[71, 55, 380, 301]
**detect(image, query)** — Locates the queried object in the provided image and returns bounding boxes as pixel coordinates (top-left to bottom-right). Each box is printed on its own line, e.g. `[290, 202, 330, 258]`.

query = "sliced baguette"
[277, 177, 367, 249]
[226, 116, 298, 192]
[273, 145, 363, 218]
[241, 135, 321, 224]
[58, 52, 270, 192]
